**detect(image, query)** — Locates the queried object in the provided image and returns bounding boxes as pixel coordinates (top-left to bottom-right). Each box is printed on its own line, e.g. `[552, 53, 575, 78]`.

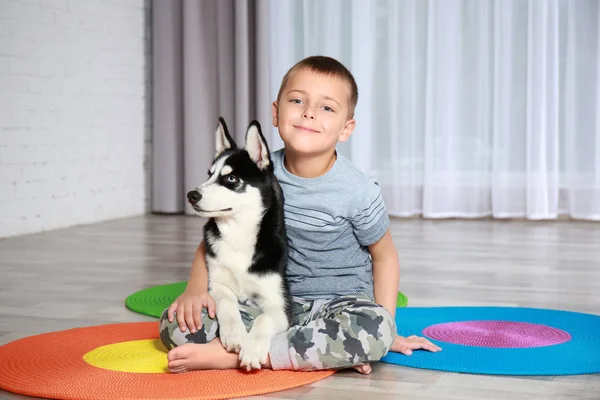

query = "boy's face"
[272, 68, 355, 157]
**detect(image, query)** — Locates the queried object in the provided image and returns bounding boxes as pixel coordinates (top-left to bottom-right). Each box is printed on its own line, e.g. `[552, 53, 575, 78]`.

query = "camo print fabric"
[158, 295, 396, 371]
[158, 299, 263, 350]
[284, 295, 396, 371]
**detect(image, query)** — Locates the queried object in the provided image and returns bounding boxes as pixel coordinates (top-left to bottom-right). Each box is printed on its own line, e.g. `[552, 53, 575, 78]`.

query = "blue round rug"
[381, 306, 600, 375]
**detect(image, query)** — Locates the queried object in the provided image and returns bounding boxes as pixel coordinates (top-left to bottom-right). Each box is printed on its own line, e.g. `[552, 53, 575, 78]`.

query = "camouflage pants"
[159, 295, 396, 371]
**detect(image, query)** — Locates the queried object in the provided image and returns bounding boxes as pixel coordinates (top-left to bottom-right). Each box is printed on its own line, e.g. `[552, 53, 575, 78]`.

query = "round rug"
[0, 322, 335, 400]
[396, 291, 408, 308]
[381, 306, 600, 375]
[125, 282, 188, 318]
[126, 281, 409, 318]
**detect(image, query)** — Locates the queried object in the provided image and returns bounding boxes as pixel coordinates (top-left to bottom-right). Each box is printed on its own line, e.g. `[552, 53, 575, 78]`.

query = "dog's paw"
[219, 321, 247, 353]
[239, 333, 271, 371]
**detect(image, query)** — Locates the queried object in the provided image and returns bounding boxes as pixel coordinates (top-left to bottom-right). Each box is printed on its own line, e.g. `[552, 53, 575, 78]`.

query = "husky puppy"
[186, 117, 293, 371]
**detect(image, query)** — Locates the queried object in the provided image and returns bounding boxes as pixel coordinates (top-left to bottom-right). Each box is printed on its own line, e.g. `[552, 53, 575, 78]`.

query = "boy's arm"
[368, 228, 400, 319]
[185, 240, 210, 293]
[167, 239, 215, 332]
[369, 229, 443, 355]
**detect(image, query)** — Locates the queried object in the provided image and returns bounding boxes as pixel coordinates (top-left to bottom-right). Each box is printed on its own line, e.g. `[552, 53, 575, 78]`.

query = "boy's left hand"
[390, 335, 442, 355]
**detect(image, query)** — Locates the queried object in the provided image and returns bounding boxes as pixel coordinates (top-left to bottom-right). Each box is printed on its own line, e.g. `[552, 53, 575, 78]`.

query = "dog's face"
[187, 118, 273, 219]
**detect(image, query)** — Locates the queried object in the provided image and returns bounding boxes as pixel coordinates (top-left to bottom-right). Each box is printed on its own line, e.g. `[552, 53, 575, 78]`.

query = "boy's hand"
[390, 335, 442, 355]
[167, 290, 216, 334]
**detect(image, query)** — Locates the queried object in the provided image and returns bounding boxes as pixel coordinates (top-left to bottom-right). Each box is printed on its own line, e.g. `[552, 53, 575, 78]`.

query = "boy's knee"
[158, 308, 216, 350]
[159, 308, 184, 350]
[345, 303, 396, 361]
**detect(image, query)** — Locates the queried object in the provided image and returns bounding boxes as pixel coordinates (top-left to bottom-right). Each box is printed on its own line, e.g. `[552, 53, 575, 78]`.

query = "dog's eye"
[226, 175, 238, 184]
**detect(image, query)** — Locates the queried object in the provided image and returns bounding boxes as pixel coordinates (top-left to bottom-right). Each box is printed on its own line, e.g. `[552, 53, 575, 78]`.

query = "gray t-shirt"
[271, 148, 390, 301]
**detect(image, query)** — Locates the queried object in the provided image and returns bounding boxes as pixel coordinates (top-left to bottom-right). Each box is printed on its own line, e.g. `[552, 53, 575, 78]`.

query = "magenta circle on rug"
[422, 320, 572, 348]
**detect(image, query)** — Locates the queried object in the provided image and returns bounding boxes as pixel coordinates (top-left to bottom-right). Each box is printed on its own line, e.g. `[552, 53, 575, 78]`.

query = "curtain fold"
[151, 0, 271, 214]
[268, 0, 600, 221]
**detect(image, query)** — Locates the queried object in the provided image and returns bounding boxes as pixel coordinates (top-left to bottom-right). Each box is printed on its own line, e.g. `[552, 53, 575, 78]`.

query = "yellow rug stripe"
[83, 339, 168, 373]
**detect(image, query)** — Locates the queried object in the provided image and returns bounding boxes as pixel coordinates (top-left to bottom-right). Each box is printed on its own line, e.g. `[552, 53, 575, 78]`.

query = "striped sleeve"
[350, 178, 390, 246]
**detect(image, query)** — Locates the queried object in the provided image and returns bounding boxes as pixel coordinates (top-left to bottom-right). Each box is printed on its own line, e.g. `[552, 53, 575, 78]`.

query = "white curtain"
[268, 0, 600, 221]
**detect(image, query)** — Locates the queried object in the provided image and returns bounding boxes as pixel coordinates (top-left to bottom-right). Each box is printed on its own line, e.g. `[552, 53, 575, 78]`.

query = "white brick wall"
[0, 0, 151, 238]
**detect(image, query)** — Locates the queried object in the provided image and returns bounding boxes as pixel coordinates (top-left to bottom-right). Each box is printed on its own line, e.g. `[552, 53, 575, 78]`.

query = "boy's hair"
[276, 55, 359, 118]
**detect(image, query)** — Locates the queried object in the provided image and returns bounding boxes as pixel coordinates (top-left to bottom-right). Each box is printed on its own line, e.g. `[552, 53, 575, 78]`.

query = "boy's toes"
[167, 347, 182, 362]
[167, 346, 193, 373]
[352, 363, 372, 375]
[168, 358, 187, 372]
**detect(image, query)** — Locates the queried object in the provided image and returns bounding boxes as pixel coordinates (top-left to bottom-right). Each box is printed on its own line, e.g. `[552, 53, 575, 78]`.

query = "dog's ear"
[245, 120, 271, 170]
[215, 117, 236, 155]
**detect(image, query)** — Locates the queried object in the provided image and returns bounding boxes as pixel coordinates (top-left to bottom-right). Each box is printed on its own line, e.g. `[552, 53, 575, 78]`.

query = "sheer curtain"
[268, 0, 600, 220]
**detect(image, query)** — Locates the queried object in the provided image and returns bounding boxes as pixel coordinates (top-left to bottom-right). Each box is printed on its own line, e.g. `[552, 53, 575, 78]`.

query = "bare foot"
[352, 363, 372, 375]
[167, 338, 272, 373]
[167, 339, 238, 373]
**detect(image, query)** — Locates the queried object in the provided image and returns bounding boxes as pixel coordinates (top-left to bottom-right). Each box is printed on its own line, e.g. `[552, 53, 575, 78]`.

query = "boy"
[159, 56, 441, 374]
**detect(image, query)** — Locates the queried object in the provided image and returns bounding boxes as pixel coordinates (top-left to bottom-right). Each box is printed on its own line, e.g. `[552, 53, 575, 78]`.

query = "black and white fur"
[186, 117, 293, 371]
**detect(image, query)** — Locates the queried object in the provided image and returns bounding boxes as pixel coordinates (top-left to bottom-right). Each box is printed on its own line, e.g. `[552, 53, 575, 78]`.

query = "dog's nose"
[187, 190, 201, 205]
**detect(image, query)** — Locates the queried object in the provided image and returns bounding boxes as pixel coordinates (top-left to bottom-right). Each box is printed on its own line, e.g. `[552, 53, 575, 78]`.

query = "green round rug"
[126, 281, 408, 318]
[396, 291, 408, 308]
[125, 282, 188, 318]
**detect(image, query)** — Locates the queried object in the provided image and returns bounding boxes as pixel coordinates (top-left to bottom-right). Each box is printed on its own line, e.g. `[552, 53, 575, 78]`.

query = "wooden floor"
[1, 215, 599, 399]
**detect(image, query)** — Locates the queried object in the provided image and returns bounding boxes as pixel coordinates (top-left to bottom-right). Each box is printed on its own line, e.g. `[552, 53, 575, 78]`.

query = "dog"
[186, 117, 293, 371]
